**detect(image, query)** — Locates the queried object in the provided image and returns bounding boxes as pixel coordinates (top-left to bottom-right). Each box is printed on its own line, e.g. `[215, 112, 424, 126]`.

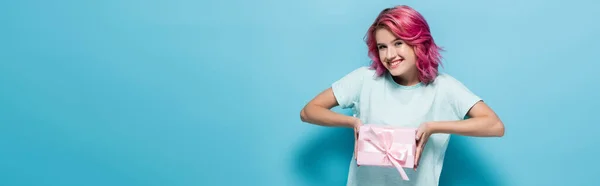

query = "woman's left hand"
[414, 122, 434, 171]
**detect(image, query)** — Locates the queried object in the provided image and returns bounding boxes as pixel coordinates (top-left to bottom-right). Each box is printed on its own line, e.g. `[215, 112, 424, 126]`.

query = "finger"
[418, 135, 426, 147]
[414, 147, 421, 171]
[354, 130, 357, 155]
[415, 135, 428, 168]
[415, 147, 423, 169]
[354, 134, 356, 149]
[414, 131, 421, 170]
[354, 127, 359, 161]
[354, 129, 360, 166]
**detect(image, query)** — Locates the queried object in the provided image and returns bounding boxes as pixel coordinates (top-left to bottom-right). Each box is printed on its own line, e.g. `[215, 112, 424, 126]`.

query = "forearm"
[429, 116, 504, 137]
[300, 105, 357, 128]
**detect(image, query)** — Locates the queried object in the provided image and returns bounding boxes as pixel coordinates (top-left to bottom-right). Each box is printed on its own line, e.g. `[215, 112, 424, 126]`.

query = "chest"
[355, 83, 452, 128]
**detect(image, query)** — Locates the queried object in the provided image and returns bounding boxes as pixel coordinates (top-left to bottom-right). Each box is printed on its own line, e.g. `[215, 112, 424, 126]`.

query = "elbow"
[492, 119, 505, 137]
[300, 107, 309, 123]
[301, 104, 321, 124]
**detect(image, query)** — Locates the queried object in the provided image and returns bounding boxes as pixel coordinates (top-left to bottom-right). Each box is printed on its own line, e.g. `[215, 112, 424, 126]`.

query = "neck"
[392, 72, 420, 86]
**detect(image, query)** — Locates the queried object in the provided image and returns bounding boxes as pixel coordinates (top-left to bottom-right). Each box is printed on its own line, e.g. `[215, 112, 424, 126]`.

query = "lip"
[388, 59, 403, 68]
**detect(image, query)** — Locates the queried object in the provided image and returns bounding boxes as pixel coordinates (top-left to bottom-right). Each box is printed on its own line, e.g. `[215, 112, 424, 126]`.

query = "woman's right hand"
[352, 118, 363, 161]
[298, 87, 364, 160]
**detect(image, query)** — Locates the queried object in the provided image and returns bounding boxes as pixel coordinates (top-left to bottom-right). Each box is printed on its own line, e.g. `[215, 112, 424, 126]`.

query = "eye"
[395, 41, 403, 46]
[377, 45, 387, 50]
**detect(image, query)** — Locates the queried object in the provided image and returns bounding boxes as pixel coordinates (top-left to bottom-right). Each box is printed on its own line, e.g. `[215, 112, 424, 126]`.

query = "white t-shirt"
[331, 66, 482, 186]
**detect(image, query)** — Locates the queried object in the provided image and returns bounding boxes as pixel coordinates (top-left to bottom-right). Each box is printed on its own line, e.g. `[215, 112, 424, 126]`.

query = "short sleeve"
[331, 67, 368, 109]
[443, 75, 482, 119]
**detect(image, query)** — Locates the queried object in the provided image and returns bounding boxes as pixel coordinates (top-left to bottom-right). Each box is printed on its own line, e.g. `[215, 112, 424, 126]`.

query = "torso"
[346, 69, 470, 186]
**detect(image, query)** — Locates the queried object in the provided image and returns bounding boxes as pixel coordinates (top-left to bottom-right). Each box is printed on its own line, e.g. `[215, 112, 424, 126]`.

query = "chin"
[386, 67, 408, 77]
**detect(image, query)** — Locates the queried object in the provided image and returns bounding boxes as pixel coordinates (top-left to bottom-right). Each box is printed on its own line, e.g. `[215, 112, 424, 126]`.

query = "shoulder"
[430, 72, 480, 100]
[338, 66, 378, 82]
[331, 66, 378, 108]
[429, 73, 466, 88]
[348, 66, 376, 77]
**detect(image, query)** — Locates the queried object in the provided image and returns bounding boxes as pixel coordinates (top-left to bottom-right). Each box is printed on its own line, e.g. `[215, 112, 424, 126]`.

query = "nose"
[386, 47, 398, 61]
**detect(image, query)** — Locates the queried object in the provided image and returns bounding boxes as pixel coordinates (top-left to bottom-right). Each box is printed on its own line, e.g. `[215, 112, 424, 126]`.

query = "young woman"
[300, 5, 505, 186]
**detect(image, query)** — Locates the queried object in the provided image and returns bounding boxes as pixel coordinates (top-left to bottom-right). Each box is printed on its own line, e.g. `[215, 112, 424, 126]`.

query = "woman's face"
[375, 28, 418, 79]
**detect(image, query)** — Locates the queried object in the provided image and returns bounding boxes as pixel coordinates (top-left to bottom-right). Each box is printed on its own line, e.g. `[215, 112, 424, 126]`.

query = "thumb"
[416, 129, 422, 141]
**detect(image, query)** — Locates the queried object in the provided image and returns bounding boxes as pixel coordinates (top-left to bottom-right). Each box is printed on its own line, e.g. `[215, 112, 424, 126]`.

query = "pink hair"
[365, 5, 443, 85]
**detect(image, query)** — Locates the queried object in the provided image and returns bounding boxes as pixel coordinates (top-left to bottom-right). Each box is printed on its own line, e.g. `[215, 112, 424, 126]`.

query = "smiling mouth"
[388, 59, 403, 68]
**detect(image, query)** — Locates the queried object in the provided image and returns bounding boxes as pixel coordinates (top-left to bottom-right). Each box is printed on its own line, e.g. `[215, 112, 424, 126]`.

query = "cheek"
[404, 46, 416, 58]
[399, 47, 409, 55]
[378, 52, 386, 63]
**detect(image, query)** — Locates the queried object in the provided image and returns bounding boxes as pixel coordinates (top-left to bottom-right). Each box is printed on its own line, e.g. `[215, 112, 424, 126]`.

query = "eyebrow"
[376, 39, 403, 46]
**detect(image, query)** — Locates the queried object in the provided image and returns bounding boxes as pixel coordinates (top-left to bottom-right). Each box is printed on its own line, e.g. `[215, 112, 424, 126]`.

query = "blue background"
[1, 0, 599, 185]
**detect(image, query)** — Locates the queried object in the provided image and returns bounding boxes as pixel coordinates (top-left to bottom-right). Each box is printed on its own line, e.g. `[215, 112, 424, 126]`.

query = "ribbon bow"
[364, 127, 410, 181]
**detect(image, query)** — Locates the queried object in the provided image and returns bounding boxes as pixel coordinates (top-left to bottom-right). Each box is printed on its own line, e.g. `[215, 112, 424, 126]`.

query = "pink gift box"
[356, 125, 417, 181]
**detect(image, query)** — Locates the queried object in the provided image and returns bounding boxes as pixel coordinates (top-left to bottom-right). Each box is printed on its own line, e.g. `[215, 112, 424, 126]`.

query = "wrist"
[348, 117, 360, 128]
[425, 121, 440, 134]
